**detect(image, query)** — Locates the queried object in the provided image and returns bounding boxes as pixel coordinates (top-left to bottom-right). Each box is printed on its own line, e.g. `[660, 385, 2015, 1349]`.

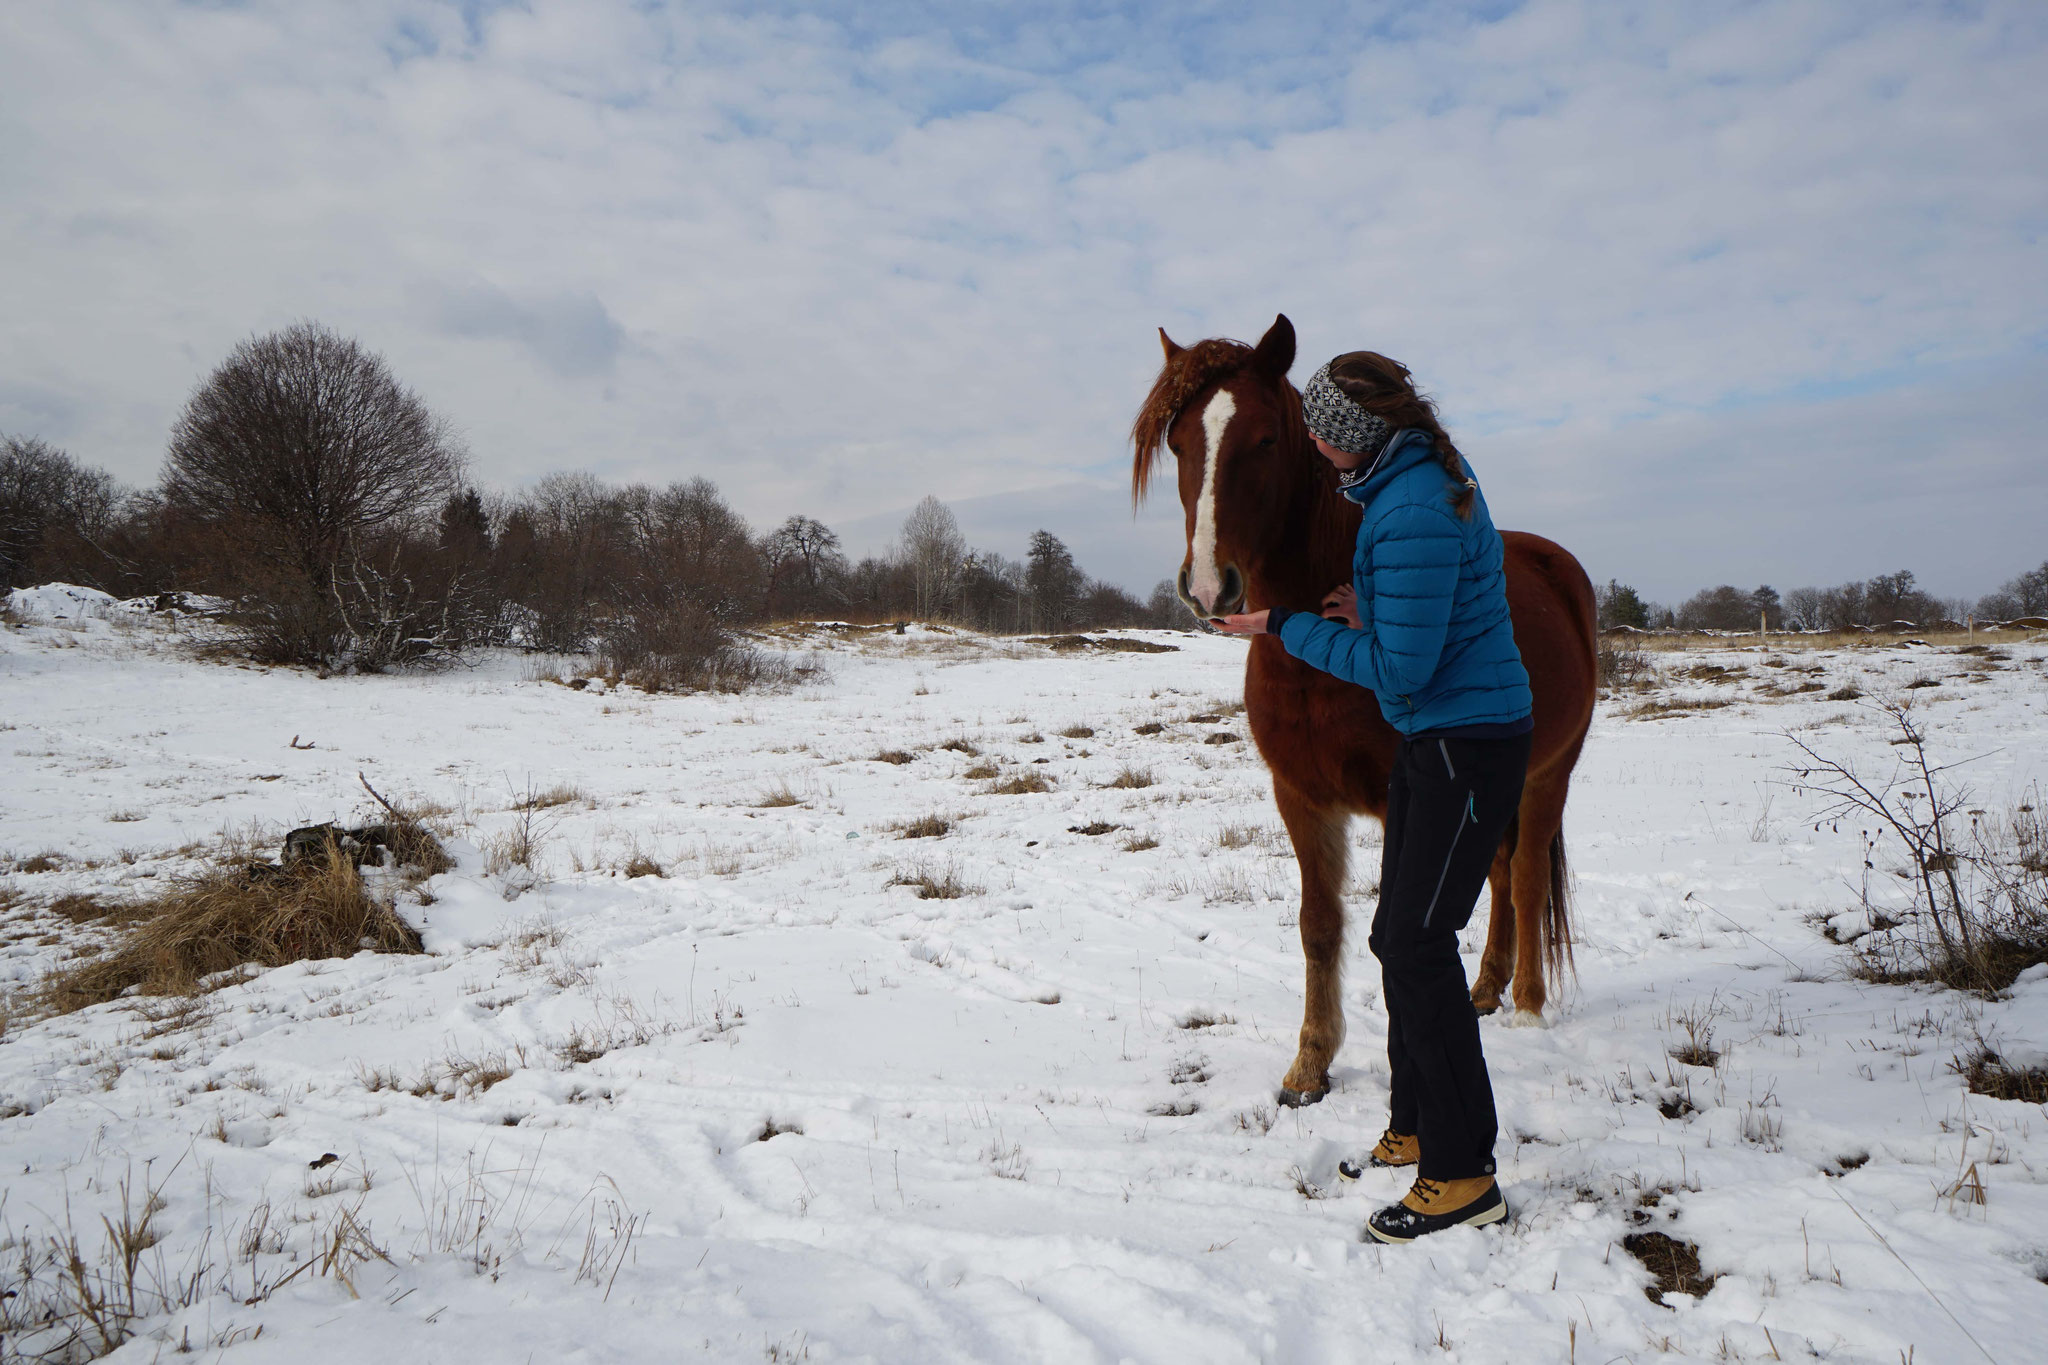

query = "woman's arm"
[1272, 504, 1461, 695]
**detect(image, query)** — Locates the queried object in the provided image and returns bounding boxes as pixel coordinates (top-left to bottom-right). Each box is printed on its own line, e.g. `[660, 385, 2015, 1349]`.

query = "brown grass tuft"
[39, 851, 425, 1015]
[1105, 765, 1156, 789]
[871, 749, 917, 765]
[1058, 725, 1095, 739]
[1622, 1232, 1717, 1305]
[987, 772, 1055, 796]
[961, 761, 1000, 781]
[894, 814, 952, 839]
[1953, 1045, 2048, 1103]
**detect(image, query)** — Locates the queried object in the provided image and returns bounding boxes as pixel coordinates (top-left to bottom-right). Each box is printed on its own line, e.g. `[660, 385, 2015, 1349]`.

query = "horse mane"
[1129, 338, 1253, 505]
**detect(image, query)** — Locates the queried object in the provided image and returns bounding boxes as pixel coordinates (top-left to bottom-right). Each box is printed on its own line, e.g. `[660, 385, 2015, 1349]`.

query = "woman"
[1214, 351, 1532, 1243]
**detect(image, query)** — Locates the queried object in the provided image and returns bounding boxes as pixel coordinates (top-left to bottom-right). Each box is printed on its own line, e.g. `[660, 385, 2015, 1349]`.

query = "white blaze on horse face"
[1188, 388, 1237, 611]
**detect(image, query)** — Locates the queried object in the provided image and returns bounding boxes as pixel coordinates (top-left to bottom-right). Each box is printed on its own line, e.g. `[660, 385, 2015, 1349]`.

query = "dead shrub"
[597, 601, 798, 694]
[15, 852, 61, 874]
[621, 853, 664, 878]
[1058, 725, 1095, 739]
[1789, 708, 2048, 994]
[1826, 684, 1863, 702]
[1597, 638, 1655, 691]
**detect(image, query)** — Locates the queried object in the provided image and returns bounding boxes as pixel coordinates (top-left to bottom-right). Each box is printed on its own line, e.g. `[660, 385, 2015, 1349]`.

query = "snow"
[4, 609, 2048, 1362]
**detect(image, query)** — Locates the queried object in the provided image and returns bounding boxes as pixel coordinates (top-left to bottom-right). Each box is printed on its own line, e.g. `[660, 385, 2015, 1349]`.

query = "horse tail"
[1545, 828, 1577, 986]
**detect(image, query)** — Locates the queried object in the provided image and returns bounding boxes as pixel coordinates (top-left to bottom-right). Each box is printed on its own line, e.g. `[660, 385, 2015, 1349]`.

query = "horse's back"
[1499, 530, 1597, 764]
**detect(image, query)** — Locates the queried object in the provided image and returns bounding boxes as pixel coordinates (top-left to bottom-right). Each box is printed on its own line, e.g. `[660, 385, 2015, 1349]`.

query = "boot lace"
[1410, 1178, 1444, 1207]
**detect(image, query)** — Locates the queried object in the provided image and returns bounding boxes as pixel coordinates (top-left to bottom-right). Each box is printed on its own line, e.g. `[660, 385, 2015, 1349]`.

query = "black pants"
[1367, 731, 1530, 1181]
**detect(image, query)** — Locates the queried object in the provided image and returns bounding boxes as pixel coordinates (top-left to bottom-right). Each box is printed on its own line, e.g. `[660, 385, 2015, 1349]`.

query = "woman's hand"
[1322, 584, 1361, 629]
[1211, 609, 1269, 636]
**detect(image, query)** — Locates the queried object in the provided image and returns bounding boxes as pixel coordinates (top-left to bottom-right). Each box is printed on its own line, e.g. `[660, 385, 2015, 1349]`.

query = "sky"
[3, 0, 2044, 603]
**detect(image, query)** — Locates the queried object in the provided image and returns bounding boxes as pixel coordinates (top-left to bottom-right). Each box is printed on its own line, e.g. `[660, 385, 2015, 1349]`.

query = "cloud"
[0, 0, 2042, 597]
[430, 281, 624, 379]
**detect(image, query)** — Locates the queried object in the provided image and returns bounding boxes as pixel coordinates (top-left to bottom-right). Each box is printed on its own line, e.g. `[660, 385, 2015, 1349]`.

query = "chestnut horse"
[1132, 314, 1597, 1106]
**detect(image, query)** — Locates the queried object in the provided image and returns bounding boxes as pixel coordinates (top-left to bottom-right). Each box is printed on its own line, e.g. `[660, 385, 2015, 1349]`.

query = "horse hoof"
[1277, 1085, 1328, 1108]
[1472, 997, 1501, 1016]
[1505, 1009, 1546, 1029]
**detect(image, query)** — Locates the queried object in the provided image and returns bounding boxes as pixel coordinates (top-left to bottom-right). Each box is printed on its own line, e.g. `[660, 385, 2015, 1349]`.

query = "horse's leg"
[1273, 780, 1348, 1106]
[1469, 835, 1517, 1015]
[1506, 783, 1567, 1026]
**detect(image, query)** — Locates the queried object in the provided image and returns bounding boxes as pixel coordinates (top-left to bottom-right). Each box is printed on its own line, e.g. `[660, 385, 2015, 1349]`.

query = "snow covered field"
[4, 588, 2048, 1364]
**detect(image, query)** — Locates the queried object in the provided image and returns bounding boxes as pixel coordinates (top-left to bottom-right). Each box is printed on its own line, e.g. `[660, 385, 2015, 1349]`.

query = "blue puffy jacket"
[1271, 429, 1533, 736]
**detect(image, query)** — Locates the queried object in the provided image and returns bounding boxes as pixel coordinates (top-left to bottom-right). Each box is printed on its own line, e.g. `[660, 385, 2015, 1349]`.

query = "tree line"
[1596, 564, 2048, 635]
[1, 323, 1180, 684]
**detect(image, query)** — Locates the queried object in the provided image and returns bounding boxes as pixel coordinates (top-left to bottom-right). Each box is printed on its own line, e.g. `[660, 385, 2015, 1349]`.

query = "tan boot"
[1366, 1175, 1507, 1243]
[1370, 1129, 1419, 1168]
[1337, 1128, 1417, 1181]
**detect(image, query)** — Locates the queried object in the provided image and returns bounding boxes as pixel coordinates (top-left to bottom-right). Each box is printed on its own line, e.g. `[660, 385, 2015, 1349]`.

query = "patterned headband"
[1301, 362, 1391, 456]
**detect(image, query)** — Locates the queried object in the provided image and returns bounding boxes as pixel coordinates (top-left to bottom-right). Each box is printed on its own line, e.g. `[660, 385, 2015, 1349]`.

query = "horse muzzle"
[1178, 562, 1245, 623]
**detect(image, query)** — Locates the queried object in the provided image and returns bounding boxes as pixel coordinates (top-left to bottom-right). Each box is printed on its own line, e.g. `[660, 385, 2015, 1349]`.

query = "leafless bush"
[596, 600, 798, 694]
[1786, 702, 2048, 992]
[1597, 636, 1655, 691]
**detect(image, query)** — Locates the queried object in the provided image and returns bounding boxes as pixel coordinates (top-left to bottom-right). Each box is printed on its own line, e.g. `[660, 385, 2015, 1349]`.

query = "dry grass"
[889, 862, 979, 900]
[755, 780, 804, 808]
[621, 853, 664, 879]
[1954, 1045, 2048, 1103]
[936, 738, 981, 757]
[1120, 833, 1160, 852]
[14, 852, 62, 874]
[38, 856, 423, 1015]
[987, 772, 1055, 796]
[1058, 725, 1095, 739]
[893, 814, 952, 839]
[515, 782, 586, 811]
[961, 761, 1001, 781]
[1623, 1232, 1717, 1305]
[1624, 697, 1734, 719]
[1104, 764, 1156, 789]
[36, 820, 444, 1016]
[870, 749, 917, 765]
[1067, 821, 1122, 836]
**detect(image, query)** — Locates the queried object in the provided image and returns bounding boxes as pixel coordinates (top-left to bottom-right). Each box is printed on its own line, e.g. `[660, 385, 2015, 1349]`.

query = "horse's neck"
[1251, 446, 1358, 610]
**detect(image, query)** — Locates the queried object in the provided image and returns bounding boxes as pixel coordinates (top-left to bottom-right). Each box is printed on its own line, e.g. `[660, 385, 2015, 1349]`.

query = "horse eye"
[1256, 435, 1276, 450]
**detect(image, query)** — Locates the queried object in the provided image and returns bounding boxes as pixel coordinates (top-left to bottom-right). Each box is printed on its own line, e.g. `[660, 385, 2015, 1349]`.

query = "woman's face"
[1313, 435, 1366, 470]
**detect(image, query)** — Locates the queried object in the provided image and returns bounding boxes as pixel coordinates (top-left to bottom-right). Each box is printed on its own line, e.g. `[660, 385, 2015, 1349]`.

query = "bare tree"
[1, 435, 122, 589]
[164, 322, 463, 581]
[899, 495, 965, 621]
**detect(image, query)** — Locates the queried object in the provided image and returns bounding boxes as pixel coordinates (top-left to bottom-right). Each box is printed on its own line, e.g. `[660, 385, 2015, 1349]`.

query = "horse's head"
[1131, 313, 1309, 620]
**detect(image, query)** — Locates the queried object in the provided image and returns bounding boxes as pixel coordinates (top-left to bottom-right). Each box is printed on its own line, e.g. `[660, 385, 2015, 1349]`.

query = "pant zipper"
[1421, 792, 1476, 928]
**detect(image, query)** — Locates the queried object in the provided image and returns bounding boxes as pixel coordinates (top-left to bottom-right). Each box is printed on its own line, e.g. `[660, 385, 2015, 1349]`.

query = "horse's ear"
[1251, 313, 1295, 378]
[1158, 327, 1184, 362]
